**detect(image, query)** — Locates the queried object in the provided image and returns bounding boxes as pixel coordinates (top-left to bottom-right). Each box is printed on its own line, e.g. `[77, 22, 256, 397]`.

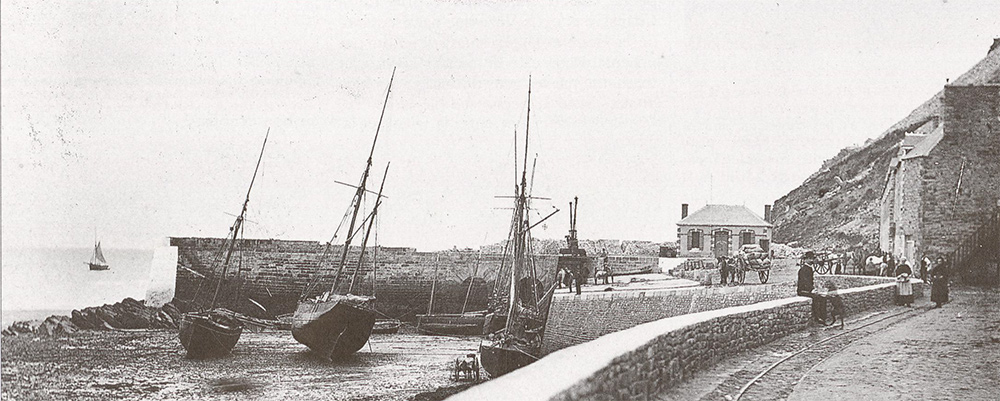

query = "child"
[824, 281, 845, 329]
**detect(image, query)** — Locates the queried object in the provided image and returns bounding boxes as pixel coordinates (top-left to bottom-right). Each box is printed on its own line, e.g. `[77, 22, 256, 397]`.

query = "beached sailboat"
[292, 70, 394, 360]
[87, 241, 110, 271]
[416, 253, 488, 335]
[480, 78, 561, 377]
[178, 132, 269, 359]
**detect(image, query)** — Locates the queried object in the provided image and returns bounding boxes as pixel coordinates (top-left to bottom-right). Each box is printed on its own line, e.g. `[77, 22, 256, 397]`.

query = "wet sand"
[1, 328, 480, 400]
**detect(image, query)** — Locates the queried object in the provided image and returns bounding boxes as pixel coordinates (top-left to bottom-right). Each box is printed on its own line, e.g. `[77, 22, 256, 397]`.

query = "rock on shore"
[2, 297, 184, 337]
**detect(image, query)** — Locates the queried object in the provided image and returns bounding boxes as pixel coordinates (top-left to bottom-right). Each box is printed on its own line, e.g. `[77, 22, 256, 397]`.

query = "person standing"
[931, 256, 950, 308]
[883, 254, 896, 277]
[798, 252, 824, 323]
[718, 256, 729, 285]
[895, 258, 913, 306]
[920, 255, 931, 282]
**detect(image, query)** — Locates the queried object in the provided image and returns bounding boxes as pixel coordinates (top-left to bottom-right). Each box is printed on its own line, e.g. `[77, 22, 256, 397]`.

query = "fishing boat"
[87, 241, 109, 271]
[480, 78, 561, 377]
[416, 254, 488, 335]
[292, 69, 395, 360]
[178, 132, 269, 359]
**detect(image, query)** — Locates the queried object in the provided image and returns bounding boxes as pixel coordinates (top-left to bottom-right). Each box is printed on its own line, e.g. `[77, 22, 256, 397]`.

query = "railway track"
[731, 306, 927, 401]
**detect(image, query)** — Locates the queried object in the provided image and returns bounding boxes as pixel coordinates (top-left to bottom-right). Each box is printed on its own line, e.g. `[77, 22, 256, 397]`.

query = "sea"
[1, 247, 154, 327]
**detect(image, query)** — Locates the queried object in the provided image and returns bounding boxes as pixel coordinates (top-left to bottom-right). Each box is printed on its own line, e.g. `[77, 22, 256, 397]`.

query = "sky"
[2, 0, 998, 252]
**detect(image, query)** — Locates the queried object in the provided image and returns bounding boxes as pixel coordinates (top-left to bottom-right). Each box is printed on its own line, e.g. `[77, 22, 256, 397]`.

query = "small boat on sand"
[372, 319, 402, 334]
[480, 78, 561, 378]
[178, 131, 269, 359]
[293, 69, 395, 360]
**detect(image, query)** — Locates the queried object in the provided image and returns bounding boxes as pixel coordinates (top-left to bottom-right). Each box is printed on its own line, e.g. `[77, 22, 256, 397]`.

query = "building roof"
[677, 204, 772, 227]
[901, 124, 944, 160]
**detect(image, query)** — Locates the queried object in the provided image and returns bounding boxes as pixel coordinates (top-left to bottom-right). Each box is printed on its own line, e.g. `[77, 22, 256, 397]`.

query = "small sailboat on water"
[178, 131, 269, 359]
[87, 241, 109, 271]
[292, 69, 395, 360]
[480, 78, 562, 377]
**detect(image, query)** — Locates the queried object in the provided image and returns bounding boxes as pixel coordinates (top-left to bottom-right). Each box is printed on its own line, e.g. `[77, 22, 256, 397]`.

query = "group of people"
[797, 250, 952, 325]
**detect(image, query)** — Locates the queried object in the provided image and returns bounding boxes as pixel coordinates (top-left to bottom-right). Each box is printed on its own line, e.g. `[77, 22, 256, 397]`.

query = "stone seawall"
[171, 237, 652, 320]
[452, 277, 923, 401]
[542, 275, 887, 355]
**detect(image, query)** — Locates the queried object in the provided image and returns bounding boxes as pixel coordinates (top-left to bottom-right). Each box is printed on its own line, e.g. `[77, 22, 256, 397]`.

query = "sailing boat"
[480, 78, 561, 377]
[178, 131, 269, 359]
[416, 253, 488, 335]
[87, 241, 109, 271]
[292, 70, 394, 360]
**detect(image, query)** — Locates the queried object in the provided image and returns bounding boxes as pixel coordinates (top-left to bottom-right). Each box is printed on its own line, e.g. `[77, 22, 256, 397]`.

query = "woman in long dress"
[931, 256, 950, 308]
[894, 258, 913, 306]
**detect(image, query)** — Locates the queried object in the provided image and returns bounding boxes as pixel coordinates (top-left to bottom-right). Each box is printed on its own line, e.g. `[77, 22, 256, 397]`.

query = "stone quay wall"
[451, 277, 923, 401]
[172, 237, 579, 320]
[541, 275, 887, 355]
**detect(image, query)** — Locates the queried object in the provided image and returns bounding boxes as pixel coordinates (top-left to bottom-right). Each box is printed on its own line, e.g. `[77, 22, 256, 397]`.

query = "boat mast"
[331, 68, 395, 295]
[506, 77, 531, 332]
[210, 129, 269, 309]
[349, 163, 390, 294]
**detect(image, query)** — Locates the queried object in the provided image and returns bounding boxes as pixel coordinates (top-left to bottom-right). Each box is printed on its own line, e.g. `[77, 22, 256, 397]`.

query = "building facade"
[879, 82, 1000, 263]
[676, 204, 773, 258]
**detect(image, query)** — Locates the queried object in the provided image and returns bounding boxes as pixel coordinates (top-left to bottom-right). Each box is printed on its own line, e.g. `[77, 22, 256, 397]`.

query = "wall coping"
[449, 279, 897, 401]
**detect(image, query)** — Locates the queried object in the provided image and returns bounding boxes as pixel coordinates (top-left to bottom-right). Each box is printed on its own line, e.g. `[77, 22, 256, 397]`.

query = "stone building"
[676, 204, 773, 258]
[879, 77, 1000, 263]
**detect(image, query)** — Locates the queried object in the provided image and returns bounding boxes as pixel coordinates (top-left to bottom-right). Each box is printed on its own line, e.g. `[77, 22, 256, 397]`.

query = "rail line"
[733, 307, 926, 401]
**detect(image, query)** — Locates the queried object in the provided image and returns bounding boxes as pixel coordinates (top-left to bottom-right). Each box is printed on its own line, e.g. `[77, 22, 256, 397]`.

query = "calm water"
[2, 247, 154, 326]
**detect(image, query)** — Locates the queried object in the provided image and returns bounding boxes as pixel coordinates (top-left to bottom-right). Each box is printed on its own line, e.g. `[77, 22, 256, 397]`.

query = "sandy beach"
[1, 328, 480, 401]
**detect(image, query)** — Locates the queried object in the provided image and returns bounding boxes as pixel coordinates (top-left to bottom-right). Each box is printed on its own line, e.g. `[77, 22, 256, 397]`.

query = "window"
[689, 230, 702, 250]
[741, 230, 755, 246]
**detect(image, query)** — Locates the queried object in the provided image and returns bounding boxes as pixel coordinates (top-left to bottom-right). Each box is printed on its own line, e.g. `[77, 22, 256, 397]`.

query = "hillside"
[771, 42, 1000, 250]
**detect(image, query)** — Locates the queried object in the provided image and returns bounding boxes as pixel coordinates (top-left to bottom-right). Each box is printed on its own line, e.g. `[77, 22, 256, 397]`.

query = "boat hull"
[292, 296, 376, 359]
[416, 313, 486, 335]
[179, 310, 243, 359]
[479, 339, 539, 377]
[88, 263, 109, 271]
[372, 319, 401, 334]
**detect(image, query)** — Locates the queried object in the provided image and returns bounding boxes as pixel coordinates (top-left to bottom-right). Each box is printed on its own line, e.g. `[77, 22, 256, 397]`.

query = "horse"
[865, 255, 886, 276]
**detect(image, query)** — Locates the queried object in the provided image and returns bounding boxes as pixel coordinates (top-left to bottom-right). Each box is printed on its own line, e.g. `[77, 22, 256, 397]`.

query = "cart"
[734, 244, 772, 284]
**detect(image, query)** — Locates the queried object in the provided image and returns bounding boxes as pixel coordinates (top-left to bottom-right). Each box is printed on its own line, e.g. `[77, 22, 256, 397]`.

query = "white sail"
[94, 242, 108, 264]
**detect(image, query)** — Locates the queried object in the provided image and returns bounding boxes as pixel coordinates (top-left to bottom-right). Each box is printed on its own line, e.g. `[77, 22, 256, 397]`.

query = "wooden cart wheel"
[758, 270, 769, 284]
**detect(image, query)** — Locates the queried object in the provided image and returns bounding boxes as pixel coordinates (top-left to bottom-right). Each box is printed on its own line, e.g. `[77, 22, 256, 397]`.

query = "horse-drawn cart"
[734, 244, 772, 284]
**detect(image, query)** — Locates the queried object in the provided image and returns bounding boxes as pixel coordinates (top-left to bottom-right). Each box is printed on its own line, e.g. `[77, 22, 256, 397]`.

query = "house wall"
[677, 224, 772, 257]
[891, 158, 925, 262]
[921, 85, 1000, 262]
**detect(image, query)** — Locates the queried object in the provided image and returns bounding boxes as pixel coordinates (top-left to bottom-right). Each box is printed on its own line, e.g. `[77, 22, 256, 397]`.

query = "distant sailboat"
[87, 241, 110, 271]
[292, 69, 394, 360]
[178, 131, 269, 359]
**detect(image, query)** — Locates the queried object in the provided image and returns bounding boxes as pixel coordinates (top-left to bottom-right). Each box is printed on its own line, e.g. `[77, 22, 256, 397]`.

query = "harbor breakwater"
[168, 237, 661, 321]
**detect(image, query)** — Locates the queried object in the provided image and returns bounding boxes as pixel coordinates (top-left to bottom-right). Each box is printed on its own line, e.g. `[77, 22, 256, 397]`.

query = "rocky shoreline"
[2, 298, 184, 337]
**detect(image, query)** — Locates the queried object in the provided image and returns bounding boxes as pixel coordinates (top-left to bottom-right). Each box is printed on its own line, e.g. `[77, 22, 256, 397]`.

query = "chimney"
[764, 205, 772, 223]
[681, 203, 689, 219]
